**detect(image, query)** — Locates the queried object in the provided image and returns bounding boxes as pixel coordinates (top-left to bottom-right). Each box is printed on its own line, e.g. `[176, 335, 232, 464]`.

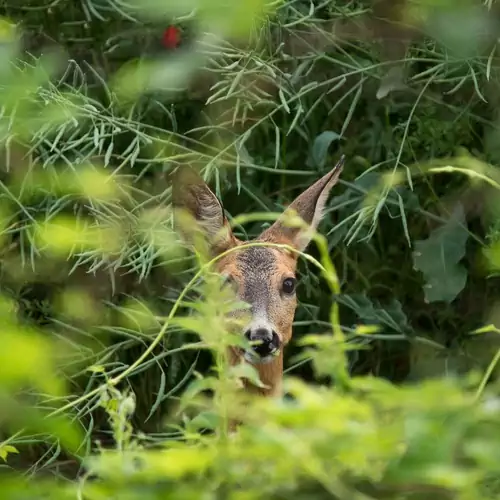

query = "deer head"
[172, 158, 344, 396]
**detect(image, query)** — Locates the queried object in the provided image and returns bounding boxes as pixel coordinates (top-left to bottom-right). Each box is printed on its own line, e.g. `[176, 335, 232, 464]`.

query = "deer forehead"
[219, 246, 296, 302]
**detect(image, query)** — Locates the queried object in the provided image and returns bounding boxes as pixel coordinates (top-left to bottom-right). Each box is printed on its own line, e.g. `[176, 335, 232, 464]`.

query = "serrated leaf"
[412, 204, 469, 303]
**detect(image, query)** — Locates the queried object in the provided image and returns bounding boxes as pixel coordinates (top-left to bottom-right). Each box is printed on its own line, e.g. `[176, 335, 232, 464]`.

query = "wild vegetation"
[1, 0, 500, 498]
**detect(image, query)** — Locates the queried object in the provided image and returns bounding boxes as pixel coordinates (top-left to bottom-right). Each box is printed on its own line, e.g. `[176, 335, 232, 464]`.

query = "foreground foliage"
[1, 0, 500, 498]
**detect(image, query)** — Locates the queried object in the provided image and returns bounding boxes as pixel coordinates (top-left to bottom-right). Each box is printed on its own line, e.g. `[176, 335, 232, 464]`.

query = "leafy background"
[2, 0, 500, 498]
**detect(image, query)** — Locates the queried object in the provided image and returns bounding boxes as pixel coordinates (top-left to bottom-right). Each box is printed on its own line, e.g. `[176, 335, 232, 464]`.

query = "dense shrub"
[1, 0, 500, 498]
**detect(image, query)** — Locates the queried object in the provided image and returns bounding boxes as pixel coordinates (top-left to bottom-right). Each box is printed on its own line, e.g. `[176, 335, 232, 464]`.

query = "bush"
[1, 0, 500, 498]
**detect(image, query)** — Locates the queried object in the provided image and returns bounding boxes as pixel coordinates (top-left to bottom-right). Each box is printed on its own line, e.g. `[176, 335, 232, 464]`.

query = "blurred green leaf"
[125, 0, 278, 39]
[412, 204, 469, 303]
[187, 410, 220, 432]
[229, 362, 267, 388]
[0, 327, 63, 395]
[86, 447, 215, 481]
[0, 444, 18, 462]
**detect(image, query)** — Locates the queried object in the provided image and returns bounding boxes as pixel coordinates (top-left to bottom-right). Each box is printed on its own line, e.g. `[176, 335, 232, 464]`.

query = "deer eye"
[282, 277, 296, 295]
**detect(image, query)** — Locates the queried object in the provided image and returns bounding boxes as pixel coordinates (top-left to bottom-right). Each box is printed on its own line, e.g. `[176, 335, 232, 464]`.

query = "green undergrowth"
[1, 0, 500, 498]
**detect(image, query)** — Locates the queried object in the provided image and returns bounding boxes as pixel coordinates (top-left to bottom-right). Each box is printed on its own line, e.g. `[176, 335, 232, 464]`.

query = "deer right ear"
[259, 156, 344, 252]
[171, 166, 237, 255]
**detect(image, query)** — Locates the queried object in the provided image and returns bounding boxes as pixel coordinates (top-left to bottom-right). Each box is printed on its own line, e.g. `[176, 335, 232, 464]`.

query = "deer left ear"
[260, 156, 345, 252]
[171, 165, 237, 255]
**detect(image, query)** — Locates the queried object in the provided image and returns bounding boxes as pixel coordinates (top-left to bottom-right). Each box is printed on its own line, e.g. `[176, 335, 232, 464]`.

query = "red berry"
[162, 26, 180, 49]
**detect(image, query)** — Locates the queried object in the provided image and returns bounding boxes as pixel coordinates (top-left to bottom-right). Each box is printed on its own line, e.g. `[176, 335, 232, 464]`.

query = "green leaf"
[179, 376, 218, 413]
[229, 362, 267, 388]
[412, 204, 469, 303]
[306, 131, 340, 169]
[187, 411, 220, 432]
[337, 293, 412, 335]
[0, 444, 18, 462]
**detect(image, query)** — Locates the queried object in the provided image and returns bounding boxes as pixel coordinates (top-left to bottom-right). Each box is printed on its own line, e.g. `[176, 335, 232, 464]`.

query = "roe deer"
[172, 157, 344, 399]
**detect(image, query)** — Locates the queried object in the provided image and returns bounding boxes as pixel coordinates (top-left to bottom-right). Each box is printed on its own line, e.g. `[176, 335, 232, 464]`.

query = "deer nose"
[244, 328, 280, 358]
[247, 327, 273, 342]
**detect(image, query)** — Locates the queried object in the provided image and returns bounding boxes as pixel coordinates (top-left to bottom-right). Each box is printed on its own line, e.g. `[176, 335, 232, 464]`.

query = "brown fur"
[172, 158, 344, 405]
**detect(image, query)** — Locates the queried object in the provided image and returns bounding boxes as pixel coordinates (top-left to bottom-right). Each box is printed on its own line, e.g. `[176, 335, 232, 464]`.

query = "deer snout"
[244, 327, 280, 360]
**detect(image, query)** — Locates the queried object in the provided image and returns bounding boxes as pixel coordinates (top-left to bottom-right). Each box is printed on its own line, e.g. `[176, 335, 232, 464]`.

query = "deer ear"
[171, 165, 236, 255]
[260, 156, 345, 252]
